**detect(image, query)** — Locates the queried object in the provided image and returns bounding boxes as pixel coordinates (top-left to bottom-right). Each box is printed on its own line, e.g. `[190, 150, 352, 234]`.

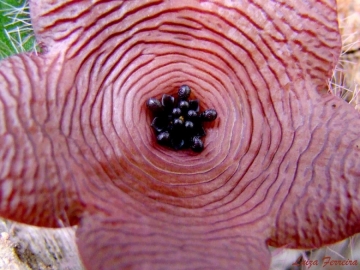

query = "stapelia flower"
[0, 1, 359, 269]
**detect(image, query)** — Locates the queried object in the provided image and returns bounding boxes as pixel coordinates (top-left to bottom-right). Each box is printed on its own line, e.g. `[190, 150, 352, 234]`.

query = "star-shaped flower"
[1, 1, 360, 269]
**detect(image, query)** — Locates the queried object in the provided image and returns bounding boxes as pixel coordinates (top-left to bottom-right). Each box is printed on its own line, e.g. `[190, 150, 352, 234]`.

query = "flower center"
[146, 85, 217, 152]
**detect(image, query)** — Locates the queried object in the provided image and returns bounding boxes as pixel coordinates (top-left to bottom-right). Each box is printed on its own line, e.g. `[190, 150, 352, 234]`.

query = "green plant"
[0, 0, 36, 59]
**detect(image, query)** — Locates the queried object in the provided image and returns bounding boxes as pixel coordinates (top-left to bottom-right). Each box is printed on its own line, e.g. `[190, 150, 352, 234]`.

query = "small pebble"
[191, 137, 204, 152]
[178, 85, 191, 100]
[146, 98, 162, 113]
[161, 94, 175, 109]
[179, 100, 189, 111]
[201, 109, 217, 121]
[157, 132, 170, 144]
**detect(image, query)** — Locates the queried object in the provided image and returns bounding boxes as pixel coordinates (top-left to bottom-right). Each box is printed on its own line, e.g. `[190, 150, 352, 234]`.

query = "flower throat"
[146, 85, 217, 152]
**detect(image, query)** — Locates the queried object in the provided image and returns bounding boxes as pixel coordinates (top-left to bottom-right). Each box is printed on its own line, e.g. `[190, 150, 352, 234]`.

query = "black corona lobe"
[146, 85, 217, 152]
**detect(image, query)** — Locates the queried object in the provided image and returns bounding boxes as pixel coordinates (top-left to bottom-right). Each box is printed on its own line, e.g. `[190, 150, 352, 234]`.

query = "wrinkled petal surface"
[1, 0, 359, 269]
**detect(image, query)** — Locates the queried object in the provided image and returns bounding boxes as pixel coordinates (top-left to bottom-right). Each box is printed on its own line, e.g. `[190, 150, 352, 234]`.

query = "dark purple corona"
[146, 85, 217, 152]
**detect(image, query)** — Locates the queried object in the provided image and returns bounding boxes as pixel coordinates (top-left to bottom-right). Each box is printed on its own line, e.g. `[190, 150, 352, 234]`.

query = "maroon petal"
[0, 54, 85, 226]
[77, 209, 271, 269]
[0, 1, 359, 270]
[269, 98, 360, 248]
